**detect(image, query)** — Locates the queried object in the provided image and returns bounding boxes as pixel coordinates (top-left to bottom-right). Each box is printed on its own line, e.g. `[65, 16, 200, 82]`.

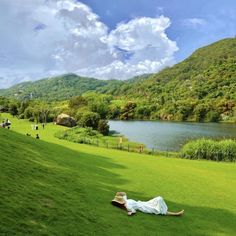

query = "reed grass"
[181, 138, 236, 162]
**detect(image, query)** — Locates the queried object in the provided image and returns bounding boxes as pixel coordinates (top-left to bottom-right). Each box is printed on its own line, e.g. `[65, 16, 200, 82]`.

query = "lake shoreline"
[110, 118, 236, 124]
[109, 120, 236, 152]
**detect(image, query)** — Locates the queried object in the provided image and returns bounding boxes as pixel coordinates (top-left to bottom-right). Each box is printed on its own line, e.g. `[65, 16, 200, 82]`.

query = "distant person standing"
[5, 118, 11, 126]
[119, 137, 123, 144]
[42, 123, 45, 129]
[138, 145, 144, 153]
[119, 137, 123, 149]
[141, 145, 144, 153]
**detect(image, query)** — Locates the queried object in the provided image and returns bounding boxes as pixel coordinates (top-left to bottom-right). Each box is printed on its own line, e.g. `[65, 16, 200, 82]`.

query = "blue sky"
[80, 0, 236, 61]
[0, 0, 235, 88]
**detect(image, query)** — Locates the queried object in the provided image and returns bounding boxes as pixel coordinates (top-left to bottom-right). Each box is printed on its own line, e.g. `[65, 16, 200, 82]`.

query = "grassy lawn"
[0, 114, 236, 235]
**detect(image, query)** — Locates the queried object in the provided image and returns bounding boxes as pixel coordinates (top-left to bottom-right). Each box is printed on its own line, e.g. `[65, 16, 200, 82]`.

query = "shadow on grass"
[1, 129, 236, 236]
[147, 200, 236, 236]
[109, 130, 121, 136]
[1, 129, 130, 235]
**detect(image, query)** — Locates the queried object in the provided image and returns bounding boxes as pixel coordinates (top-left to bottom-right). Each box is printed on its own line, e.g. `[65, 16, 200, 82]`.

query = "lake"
[109, 120, 236, 151]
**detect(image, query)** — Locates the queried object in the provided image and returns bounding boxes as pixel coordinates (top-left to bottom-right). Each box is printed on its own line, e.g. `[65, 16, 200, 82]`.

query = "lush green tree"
[24, 106, 34, 119]
[107, 105, 121, 119]
[135, 106, 151, 119]
[193, 104, 209, 122]
[84, 93, 112, 119]
[9, 102, 19, 116]
[69, 96, 87, 110]
[23, 101, 51, 123]
[206, 111, 220, 122]
[89, 101, 108, 119]
[0, 96, 10, 112]
[18, 100, 30, 116]
[120, 101, 137, 120]
[79, 111, 100, 129]
[97, 120, 109, 135]
[39, 102, 50, 123]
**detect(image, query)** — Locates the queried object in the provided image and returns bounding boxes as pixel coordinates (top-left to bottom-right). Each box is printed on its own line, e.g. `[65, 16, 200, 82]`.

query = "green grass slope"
[1, 117, 236, 235]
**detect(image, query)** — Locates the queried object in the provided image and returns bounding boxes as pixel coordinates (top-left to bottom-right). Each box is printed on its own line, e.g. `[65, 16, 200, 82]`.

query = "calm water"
[109, 120, 236, 151]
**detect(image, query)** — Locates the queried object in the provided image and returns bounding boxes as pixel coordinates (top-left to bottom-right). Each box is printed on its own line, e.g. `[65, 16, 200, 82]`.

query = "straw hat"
[111, 192, 127, 204]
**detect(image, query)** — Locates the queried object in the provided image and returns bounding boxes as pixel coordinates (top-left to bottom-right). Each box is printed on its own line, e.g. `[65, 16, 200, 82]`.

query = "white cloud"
[78, 16, 178, 79]
[156, 6, 164, 15]
[181, 18, 207, 28]
[0, 0, 178, 88]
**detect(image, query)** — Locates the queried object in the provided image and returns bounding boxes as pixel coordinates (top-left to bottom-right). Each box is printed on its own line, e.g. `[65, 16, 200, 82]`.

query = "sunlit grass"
[0, 113, 236, 235]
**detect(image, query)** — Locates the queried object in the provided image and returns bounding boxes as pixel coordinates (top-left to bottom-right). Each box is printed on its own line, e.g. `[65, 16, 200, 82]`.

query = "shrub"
[24, 107, 33, 119]
[47, 114, 55, 122]
[120, 101, 137, 120]
[75, 108, 88, 122]
[180, 138, 236, 162]
[54, 127, 102, 144]
[206, 111, 220, 122]
[97, 120, 109, 135]
[107, 106, 120, 119]
[9, 103, 18, 116]
[69, 96, 87, 110]
[79, 112, 100, 129]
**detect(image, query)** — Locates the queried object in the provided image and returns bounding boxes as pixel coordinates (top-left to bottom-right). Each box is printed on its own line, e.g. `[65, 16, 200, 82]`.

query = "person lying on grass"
[111, 192, 184, 216]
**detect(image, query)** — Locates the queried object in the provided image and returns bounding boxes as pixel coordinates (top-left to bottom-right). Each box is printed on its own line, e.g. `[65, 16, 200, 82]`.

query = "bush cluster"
[55, 127, 102, 144]
[180, 138, 236, 162]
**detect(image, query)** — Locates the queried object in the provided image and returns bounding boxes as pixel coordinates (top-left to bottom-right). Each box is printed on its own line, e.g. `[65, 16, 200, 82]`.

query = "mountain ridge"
[0, 37, 235, 121]
[0, 73, 125, 101]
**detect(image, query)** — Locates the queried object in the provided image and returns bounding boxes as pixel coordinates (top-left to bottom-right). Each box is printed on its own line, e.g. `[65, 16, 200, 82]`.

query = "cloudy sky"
[0, 0, 235, 88]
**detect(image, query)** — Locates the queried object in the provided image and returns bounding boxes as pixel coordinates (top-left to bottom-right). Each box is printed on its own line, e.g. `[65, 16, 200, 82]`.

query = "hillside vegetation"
[0, 74, 124, 101]
[107, 38, 236, 122]
[0, 38, 236, 122]
[0, 116, 236, 235]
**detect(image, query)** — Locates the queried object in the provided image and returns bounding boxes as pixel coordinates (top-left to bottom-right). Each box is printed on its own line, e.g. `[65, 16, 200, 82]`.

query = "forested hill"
[0, 73, 152, 101]
[0, 37, 235, 121]
[104, 38, 236, 121]
[0, 74, 125, 101]
[105, 38, 236, 97]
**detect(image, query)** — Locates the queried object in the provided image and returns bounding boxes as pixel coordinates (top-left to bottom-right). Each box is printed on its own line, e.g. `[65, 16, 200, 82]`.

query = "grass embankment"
[0, 115, 236, 235]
